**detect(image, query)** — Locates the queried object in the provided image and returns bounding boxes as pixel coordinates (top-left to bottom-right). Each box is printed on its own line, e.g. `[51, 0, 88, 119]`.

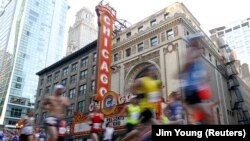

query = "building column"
[159, 47, 167, 99]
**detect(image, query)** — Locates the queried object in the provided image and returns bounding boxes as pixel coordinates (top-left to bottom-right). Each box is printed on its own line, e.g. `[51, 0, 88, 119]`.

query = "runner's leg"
[91, 133, 99, 141]
[121, 129, 139, 141]
[47, 126, 58, 141]
[27, 135, 33, 141]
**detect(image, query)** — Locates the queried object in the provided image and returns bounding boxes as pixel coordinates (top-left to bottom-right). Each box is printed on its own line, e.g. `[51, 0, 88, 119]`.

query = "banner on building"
[95, 4, 116, 101]
[71, 92, 132, 136]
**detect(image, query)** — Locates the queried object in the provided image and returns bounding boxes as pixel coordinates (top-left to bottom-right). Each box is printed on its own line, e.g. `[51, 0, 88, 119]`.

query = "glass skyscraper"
[0, 0, 68, 128]
[210, 18, 250, 66]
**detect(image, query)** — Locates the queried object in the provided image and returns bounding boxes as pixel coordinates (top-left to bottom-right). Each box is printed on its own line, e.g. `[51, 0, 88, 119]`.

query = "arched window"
[135, 65, 158, 80]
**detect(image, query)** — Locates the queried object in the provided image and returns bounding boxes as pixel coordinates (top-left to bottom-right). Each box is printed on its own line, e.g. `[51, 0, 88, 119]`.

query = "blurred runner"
[166, 92, 185, 123]
[179, 32, 214, 124]
[34, 128, 40, 141]
[11, 131, 18, 141]
[103, 122, 114, 141]
[38, 129, 46, 141]
[86, 105, 104, 141]
[0, 130, 3, 141]
[41, 84, 70, 141]
[120, 95, 140, 141]
[130, 66, 161, 125]
[19, 111, 34, 141]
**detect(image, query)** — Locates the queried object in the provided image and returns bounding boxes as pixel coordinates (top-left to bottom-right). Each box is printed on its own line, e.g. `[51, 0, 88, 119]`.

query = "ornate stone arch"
[123, 61, 161, 95]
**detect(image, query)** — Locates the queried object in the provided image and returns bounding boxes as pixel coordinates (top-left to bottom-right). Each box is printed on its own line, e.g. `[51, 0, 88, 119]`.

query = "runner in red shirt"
[86, 106, 104, 141]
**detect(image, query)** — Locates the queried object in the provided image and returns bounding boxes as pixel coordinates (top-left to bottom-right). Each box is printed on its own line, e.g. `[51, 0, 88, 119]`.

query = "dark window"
[8, 120, 18, 125]
[116, 37, 120, 42]
[26, 31, 30, 36]
[62, 67, 68, 77]
[81, 57, 88, 68]
[126, 32, 131, 38]
[150, 19, 157, 26]
[54, 71, 60, 80]
[38, 89, 42, 96]
[233, 25, 240, 30]
[137, 43, 144, 52]
[17, 77, 22, 82]
[91, 81, 95, 92]
[69, 88, 76, 99]
[138, 26, 143, 32]
[40, 79, 44, 85]
[70, 75, 77, 84]
[77, 101, 85, 113]
[61, 79, 67, 86]
[10, 108, 22, 118]
[218, 31, 224, 36]
[164, 13, 169, 19]
[93, 53, 97, 62]
[209, 53, 212, 61]
[150, 36, 158, 47]
[68, 104, 74, 116]
[45, 86, 51, 93]
[242, 22, 249, 27]
[35, 114, 38, 122]
[166, 29, 174, 39]
[125, 48, 131, 57]
[15, 83, 21, 89]
[114, 53, 119, 62]
[79, 84, 87, 95]
[47, 75, 52, 83]
[225, 28, 232, 33]
[80, 70, 88, 80]
[92, 66, 96, 75]
[71, 63, 78, 72]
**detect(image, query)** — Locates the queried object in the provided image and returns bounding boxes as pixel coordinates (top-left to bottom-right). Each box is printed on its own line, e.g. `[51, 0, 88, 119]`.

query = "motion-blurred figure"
[41, 84, 70, 141]
[130, 66, 161, 125]
[103, 122, 114, 141]
[179, 32, 214, 124]
[86, 106, 104, 141]
[120, 95, 140, 141]
[166, 92, 185, 124]
[38, 129, 46, 141]
[19, 111, 34, 141]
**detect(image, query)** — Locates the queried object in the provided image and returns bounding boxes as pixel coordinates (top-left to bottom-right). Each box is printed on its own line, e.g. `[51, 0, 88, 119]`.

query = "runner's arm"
[118, 106, 128, 116]
[40, 97, 51, 110]
[64, 97, 70, 107]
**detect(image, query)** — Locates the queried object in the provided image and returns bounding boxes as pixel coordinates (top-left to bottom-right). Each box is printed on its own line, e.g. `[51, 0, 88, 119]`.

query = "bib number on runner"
[23, 126, 33, 135]
[93, 123, 101, 129]
[59, 127, 66, 134]
[149, 92, 160, 103]
[131, 112, 140, 120]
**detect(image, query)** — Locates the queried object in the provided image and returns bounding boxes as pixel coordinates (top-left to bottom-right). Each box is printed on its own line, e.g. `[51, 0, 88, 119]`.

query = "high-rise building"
[210, 18, 250, 66]
[66, 7, 97, 55]
[0, 0, 68, 128]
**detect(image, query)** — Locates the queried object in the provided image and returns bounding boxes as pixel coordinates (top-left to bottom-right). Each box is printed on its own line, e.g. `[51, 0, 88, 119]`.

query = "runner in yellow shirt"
[130, 66, 161, 125]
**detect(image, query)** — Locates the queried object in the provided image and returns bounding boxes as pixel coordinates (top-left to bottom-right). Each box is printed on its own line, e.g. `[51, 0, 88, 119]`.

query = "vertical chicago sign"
[95, 4, 116, 101]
